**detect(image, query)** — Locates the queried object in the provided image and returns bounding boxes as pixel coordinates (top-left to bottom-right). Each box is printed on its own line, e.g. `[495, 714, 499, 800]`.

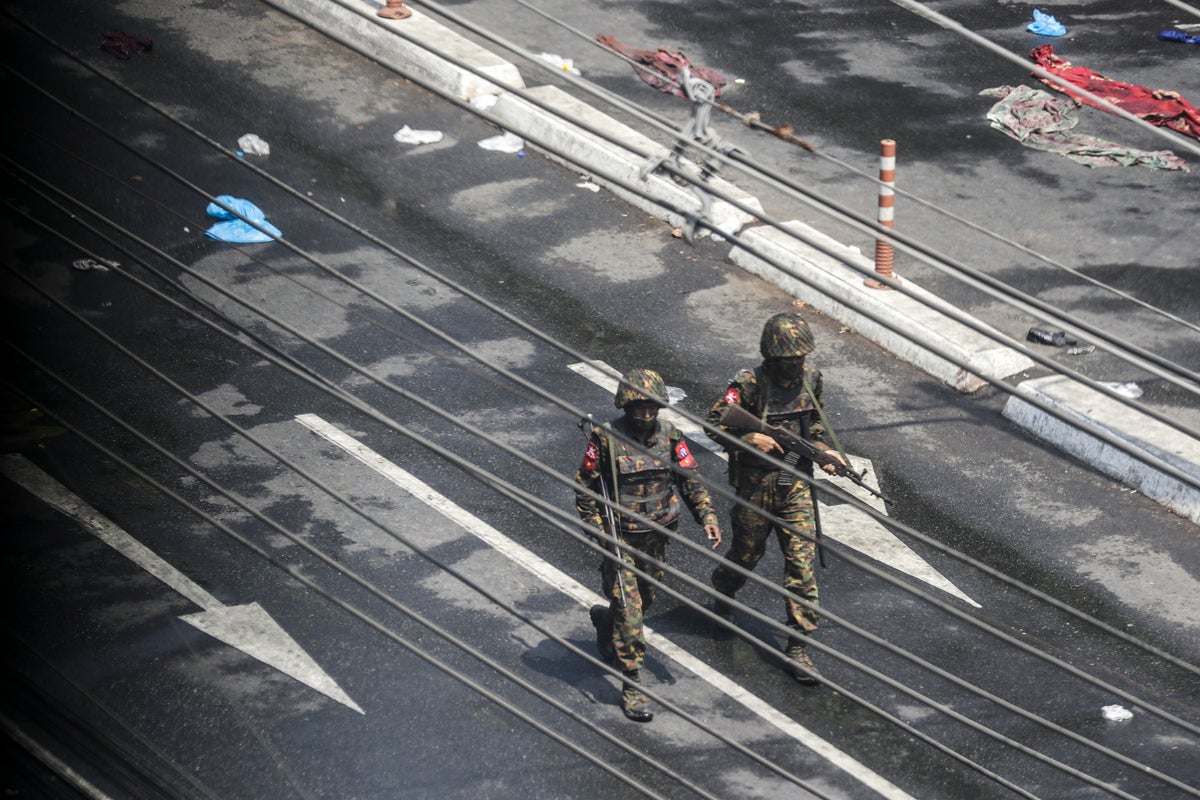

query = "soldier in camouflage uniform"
[575, 368, 722, 722]
[705, 313, 846, 685]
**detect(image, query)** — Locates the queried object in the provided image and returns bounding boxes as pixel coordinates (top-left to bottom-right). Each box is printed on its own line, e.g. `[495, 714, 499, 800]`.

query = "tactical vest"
[739, 367, 817, 472]
[607, 419, 681, 533]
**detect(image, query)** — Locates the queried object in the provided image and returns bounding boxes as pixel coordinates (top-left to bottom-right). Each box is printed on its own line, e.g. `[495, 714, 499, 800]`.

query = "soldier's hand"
[747, 432, 782, 454]
[704, 523, 722, 549]
[820, 449, 847, 474]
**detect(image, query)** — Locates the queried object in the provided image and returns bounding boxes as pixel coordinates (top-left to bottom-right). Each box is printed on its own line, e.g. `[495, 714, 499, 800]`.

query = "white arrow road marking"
[569, 360, 979, 607]
[0, 454, 364, 714]
[296, 413, 918, 800]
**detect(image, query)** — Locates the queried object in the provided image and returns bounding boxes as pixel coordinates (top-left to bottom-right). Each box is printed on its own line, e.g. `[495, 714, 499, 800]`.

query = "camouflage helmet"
[614, 368, 669, 409]
[760, 312, 815, 358]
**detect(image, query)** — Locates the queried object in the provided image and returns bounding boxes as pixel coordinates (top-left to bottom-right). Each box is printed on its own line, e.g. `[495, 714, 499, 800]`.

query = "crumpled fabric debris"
[100, 32, 152, 59]
[1099, 382, 1143, 399]
[237, 133, 270, 156]
[72, 258, 112, 272]
[596, 34, 726, 98]
[536, 52, 581, 75]
[1027, 9, 1067, 37]
[981, 85, 1187, 170]
[1030, 45, 1200, 141]
[393, 125, 444, 145]
[1159, 29, 1200, 44]
[478, 131, 524, 153]
[204, 196, 282, 243]
[469, 95, 498, 112]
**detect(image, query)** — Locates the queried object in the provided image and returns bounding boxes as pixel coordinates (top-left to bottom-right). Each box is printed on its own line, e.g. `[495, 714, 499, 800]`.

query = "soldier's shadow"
[650, 600, 820, 676]
[515, 631, 627, 710]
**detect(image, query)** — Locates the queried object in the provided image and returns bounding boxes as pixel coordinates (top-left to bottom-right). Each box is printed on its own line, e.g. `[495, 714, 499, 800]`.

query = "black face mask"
[625, 403, 659, 434]
[768, 358, 805, 385]
[628, 416, 656, 434]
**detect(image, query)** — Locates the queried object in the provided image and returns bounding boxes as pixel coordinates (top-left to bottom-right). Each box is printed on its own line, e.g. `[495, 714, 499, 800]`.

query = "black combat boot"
[589, 604, 615, 662]
[785, 636, 821, 686]
[621, 669, 653, 722]
[710, 569, 736, 620]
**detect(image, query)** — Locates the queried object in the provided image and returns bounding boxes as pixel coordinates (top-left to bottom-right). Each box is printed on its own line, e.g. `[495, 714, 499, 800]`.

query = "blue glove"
[1027, 9, 1067, 37]
[204, 195, 282, 243]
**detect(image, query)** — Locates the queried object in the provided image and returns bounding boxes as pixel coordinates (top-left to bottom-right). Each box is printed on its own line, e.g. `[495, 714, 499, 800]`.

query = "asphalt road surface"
[2, 1, 1198, 799]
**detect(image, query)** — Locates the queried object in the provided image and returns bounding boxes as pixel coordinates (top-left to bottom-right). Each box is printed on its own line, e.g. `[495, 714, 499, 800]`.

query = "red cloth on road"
[1029, 45, 1200, 141]
[596, 34, 727, 98]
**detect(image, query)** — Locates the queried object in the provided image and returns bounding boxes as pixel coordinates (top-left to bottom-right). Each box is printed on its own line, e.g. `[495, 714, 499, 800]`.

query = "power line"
[9, 113, 1199, 694]
[4, 48, 1195, 738]
[9, 162, 1199, 717]
[4, 42, 1195, 690]
[1, 345, 844, 800]
[510, 0, 1200, 340]
[6, 23, 1198, 502]
[407, 0, 1200, 390]
[4, 215, 1195, 796]
[0, 10, 1195, 796]
[9, 31, 1200, 714]
[9, 5, 1199, 458]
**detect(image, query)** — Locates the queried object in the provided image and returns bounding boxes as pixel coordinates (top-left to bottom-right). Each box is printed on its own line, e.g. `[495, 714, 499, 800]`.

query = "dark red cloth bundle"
[1030, 44, 1200, 140]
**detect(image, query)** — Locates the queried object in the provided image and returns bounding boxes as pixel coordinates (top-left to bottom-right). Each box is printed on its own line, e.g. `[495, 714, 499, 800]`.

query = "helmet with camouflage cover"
[760, 312, 815, 358]
[614, 368, 669, 409]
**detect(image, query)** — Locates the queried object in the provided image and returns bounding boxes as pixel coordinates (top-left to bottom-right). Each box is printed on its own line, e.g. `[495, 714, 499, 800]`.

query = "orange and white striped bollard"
[865, 139, 899, 289]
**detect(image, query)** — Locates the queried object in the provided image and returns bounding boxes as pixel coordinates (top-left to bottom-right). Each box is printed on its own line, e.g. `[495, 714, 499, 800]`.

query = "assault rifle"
[579, 417, 629, 608]
[719, 402, 891, 505]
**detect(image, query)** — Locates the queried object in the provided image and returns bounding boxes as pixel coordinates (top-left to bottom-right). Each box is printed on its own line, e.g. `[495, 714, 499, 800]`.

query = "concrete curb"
[268, 0, 524, 99]
[1003, 377, 1200, 524]
[489, 85, 761, 236]
[263, 0, 1199, 522]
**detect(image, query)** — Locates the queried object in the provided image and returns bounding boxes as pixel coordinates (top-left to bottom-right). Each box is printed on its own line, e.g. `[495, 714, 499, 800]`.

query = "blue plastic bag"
[1159, 29, 1200, 44]
[204, 195, 282, 243]
[1027, 9, 1067, 37]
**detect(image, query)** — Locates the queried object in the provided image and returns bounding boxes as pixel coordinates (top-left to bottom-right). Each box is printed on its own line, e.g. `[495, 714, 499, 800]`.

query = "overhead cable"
[398, 0, 1200, 390]
[5, 44, 1197, 501]
[508, 0, 1200, 339]
[5, 238, 1197, 797]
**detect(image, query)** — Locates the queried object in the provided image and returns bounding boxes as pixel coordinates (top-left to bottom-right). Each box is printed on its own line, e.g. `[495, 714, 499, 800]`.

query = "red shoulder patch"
[675, 440, 696, 468]
[581, 441, 600, 472]
[723, 386, 740, 406]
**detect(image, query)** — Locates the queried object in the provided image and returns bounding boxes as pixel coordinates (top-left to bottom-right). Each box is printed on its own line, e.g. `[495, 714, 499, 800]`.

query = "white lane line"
[569, 360, 979, 607]
[1, 713, 115, 800]
[0, 454, 364, 714]
[296, 412, 918, 800]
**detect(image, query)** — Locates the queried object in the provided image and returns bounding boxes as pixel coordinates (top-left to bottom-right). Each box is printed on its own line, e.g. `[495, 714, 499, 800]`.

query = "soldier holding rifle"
[705, 312, 848, 685]
[575, 368, 722, 722]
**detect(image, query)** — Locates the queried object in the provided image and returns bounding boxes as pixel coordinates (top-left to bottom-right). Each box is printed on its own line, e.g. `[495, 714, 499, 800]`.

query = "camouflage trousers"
[600, 526, 671, 673]
[712, 469, 819, 633]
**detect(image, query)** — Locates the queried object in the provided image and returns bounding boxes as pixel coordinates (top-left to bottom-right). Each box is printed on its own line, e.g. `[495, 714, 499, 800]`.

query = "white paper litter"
[470, 95, 498, 112]
[393, 125, 444, 145]
[237, 133, 270, 156]
[575, 180, 600, 192]
[1099, 381, 1143, 399]
[537, 52, 581, 75]
[478, 131, 524, 153]
[1101, 705, 1133, 722]
[666, 386, 687, 405]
